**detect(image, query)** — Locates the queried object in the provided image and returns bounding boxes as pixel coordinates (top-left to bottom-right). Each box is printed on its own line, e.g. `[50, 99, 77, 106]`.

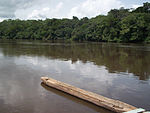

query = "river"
[0, 40, 150, 113]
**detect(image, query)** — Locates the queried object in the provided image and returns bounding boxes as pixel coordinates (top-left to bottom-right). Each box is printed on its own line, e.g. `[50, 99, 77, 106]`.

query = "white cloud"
[0, 0, 146, 20]
[68, 0, 123, 18]
[27, 8, 48, 19]
[0, 0, 35, 19]
[132, 4, 141, 9]
[27, 2, 64, 19]
[0, 0, 127, 20]
[0, 18, 4, 22]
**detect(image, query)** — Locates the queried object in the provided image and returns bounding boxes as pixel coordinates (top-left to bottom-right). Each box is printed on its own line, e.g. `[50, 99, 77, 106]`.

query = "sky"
[0, 0, 149, 21]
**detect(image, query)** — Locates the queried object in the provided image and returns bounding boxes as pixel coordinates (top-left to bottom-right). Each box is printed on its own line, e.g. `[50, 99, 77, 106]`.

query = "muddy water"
[0, 40, 150, 113]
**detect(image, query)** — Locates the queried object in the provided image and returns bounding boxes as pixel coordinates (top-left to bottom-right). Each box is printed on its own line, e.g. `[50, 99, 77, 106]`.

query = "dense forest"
[0, 2, 150, 43]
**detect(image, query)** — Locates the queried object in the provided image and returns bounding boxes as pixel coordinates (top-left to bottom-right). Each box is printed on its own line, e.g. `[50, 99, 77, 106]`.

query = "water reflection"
[0, 55, 112, 113]
[0, 40, 150, 112]
[0, 40, 150, 80]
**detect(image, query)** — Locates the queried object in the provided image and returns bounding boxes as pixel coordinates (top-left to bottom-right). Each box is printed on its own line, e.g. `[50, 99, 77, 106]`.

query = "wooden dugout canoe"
[41, 77, 137, 113]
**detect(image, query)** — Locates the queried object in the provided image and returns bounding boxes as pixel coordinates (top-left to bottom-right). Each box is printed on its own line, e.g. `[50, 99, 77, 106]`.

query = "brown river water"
[0, 40, 150, 113]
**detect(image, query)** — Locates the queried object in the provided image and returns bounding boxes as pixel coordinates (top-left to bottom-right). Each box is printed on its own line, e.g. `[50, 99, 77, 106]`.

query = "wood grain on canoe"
[41, 77, 137, 113]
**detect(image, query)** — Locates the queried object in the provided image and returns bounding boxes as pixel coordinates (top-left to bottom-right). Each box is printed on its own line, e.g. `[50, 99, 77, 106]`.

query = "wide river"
[0, 40, 150, 113]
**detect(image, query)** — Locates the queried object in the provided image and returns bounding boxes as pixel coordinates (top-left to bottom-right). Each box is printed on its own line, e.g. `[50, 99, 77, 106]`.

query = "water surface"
[0, 40, 150, 113]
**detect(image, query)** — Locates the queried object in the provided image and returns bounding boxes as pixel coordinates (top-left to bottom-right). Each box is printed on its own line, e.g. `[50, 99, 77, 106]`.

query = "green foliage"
[0, 2, 150, 43]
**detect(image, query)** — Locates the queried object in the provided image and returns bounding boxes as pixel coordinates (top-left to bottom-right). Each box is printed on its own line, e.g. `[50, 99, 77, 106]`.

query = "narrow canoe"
[41, 77, 137, 113]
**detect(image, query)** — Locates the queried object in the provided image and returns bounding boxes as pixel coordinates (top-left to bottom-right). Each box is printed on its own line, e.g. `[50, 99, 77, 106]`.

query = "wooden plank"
[41, 77, 137, 113]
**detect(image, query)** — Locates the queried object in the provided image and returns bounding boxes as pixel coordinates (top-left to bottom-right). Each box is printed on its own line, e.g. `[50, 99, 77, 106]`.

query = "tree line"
[0, 2, 150, 43]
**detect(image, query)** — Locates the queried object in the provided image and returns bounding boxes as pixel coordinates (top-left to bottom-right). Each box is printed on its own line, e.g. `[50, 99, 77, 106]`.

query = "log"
[41, 77, 137, 113]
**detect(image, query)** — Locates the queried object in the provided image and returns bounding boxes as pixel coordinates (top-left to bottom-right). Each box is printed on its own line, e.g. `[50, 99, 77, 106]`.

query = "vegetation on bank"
[0, 2, 150, 43]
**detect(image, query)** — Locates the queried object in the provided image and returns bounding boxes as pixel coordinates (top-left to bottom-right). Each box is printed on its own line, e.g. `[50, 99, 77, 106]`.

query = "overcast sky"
[0, 0, 149, 21]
